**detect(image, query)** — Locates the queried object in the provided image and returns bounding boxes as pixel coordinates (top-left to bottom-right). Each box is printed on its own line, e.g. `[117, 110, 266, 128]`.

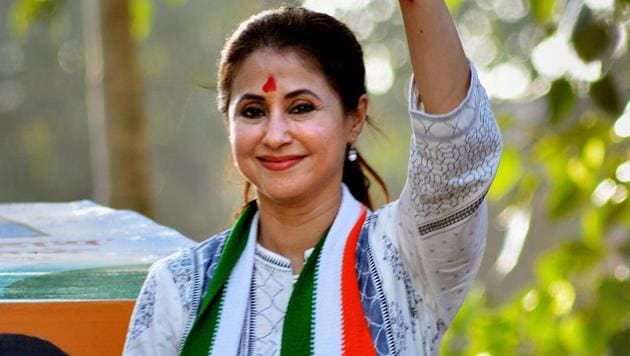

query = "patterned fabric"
[180, 190, 372, 356]
[126, 273, 157, 343]
[122, 63, 502, 356]
[248, 191, 372, 355]
[182, 203, 259, 356]
[199, 230, 230, 293]
[356, 219, 392, 356]
[166, 250, 195, 315]
[251, 245, 296, 356]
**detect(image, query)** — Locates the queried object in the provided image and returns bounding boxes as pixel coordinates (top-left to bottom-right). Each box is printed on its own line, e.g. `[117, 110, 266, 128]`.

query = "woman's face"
[227, 48, 366, 204]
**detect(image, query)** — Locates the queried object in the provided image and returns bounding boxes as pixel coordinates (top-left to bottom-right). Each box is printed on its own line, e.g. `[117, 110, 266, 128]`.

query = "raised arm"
[364, 2, 502, 342]
[399, 0, 469, 114]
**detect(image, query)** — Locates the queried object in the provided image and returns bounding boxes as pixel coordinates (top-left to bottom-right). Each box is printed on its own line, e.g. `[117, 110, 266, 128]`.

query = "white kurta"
[251, 244, 303, 356]
[123, 63, 502, 355]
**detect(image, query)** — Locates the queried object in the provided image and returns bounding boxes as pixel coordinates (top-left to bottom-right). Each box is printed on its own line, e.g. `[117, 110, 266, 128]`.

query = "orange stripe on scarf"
[341, 207, 376, 356]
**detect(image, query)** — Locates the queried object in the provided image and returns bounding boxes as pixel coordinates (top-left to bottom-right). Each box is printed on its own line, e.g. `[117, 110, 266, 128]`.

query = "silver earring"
[348, 146, 357, 162]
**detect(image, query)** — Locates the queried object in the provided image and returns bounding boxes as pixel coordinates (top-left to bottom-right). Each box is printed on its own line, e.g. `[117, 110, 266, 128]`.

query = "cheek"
[229, 123, 254, 158]
[304, 120, 348, 158]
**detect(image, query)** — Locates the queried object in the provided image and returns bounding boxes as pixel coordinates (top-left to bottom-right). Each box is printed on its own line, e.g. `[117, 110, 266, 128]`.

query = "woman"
[124, 2, 501, 355]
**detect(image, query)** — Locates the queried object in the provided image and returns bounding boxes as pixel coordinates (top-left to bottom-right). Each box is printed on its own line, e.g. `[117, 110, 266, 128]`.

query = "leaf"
[515, 173, 539, 204]
[548, 79, 576, 124]
[566, 157, 594, 190]
[130, 0, 154, 41]
[559, 315, 589, 354]
[571, 6, 611, 62]
[547, 176, 581, 218]
[536, 241, 602, 284]
[596, 278, 630, 332]
[444, 0, 464, 12]
[441, 285, 486, 354]
[619, 238, 630, 260]
[497, 114, 516, 130]
[541, 149, 587, 218]
[548, 279, 576, 316]
[590, 74, 623, 117]
[610, 328, 630, 356]
[469, 312, 520, 354]
[582, 137, 605, 169]
[521, 290, 564, 353]
[8, 0, 61, 39]
[530, 0, 555, 24]
[581, 208, 603, 247]
[488, 147, 524, 201]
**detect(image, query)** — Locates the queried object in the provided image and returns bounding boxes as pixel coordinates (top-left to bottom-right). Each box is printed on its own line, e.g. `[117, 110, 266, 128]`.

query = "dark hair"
[218, 6, 389, 209]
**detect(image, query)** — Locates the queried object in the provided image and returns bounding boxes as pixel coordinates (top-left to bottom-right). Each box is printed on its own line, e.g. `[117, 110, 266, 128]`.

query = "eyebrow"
[285, 89, 321, 100]
[235, 89, 321, 106]
[236, 93, 265, 104]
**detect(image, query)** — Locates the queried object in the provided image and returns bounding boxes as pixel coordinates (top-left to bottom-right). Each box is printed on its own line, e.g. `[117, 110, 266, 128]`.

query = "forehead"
[231, 48, 328, 93]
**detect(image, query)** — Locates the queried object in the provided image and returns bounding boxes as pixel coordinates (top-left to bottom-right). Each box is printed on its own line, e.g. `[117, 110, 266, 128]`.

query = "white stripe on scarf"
[211, 213, 259, 356]
[210, 185, 363, 356]
[313, 185, 362, 355]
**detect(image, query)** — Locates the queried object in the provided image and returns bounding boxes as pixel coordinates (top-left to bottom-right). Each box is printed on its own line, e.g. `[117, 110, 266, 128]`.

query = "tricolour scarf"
[181, 186, 376, 356]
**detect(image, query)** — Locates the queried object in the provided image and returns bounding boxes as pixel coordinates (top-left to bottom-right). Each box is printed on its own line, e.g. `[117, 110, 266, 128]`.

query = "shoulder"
[124, 230, 233, 353]
[194, 229, 230, 264]
[151, 229, 230, 271]
[144, 229, 231, 299]
[194, 229, 230, 279]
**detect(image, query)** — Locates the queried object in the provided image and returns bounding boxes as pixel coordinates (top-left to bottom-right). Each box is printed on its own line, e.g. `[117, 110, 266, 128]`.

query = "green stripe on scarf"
[280, 230, 327, 356]
[181, 202, 256, 355]
[181, 201, 329, 356]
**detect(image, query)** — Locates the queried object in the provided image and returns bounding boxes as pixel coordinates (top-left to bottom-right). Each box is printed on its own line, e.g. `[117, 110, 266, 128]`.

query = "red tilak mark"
[262, 75, 277, 93]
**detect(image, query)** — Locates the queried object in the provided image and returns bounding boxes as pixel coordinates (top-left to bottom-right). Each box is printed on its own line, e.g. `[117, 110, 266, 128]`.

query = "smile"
[257, 155, 305, 171]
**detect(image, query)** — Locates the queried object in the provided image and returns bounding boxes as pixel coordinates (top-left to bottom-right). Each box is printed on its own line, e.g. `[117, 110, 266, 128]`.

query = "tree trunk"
[82, 0, 109, 205]
[99, 0, 153, 216]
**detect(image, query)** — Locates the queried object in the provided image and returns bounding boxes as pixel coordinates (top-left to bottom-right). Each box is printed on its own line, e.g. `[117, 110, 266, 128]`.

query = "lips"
[257, 155, 305, 171]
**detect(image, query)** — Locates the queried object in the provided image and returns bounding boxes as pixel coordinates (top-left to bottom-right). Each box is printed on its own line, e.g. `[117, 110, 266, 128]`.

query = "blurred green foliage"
[130, 0, 154, 40]
[439, 1, 630, 354]
[530, 0, 555, 23]
[8, 0, 62, 39]
[8, 0, 187, 41]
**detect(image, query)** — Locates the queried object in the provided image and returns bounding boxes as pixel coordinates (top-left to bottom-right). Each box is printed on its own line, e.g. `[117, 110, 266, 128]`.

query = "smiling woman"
[228, 49, 365, 217]
[123, 3, 502, 356]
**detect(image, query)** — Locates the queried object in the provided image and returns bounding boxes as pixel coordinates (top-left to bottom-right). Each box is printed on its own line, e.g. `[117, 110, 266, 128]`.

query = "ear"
[346, 94, 369, 144]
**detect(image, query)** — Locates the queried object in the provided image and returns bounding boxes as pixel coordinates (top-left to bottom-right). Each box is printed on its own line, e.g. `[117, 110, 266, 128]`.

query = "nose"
[262, 111, 292, 149]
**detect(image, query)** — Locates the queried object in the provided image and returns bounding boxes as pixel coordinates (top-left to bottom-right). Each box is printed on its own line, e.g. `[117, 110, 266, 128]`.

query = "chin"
[253, 177, 314, 204]
[258, 185, 306, 203]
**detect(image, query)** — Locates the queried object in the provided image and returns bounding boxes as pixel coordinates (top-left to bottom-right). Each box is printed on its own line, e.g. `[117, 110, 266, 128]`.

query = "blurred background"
[0, 0, 628, 353]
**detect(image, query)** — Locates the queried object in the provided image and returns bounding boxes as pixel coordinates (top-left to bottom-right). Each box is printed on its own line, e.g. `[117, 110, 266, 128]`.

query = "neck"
[256, 184, 342, 274]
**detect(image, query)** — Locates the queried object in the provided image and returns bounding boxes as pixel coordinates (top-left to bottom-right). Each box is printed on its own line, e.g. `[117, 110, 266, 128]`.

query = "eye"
[240, 106, 265, 119]
[289, 103, 316, 115]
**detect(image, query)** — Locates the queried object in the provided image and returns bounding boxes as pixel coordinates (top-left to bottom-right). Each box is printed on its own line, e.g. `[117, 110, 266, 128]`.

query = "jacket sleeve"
[377, 62, 502, 326]
[123, 257, 188, 356]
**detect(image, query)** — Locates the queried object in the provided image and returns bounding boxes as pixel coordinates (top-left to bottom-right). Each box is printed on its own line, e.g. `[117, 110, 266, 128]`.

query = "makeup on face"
[227, 48, 359, 205]
[262, 75, 277, 93]
[257, 155, 305, 171]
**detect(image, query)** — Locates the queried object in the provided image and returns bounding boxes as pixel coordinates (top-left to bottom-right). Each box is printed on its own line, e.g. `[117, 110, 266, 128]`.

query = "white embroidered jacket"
[123, 63, 502, 356]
